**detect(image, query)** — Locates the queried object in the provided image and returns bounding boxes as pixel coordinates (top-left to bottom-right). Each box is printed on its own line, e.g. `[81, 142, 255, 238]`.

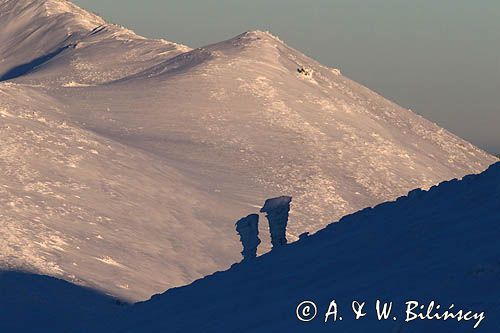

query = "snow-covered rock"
[235, 214, 261, 260]
[260, 196, 292, 248]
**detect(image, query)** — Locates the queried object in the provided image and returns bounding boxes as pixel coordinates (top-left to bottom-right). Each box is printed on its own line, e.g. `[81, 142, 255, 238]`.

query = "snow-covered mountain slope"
[56, 29, 495, 231]
[0, 83, 238, 301]
[0, 0, 188, 84]
[0, 0, 497, 301]
[113, 162, 500, 333]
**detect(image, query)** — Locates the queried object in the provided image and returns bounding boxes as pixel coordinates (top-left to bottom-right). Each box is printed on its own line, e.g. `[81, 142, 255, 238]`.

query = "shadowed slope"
[0, 271, 121, 333]
[0, 43, 76, 81]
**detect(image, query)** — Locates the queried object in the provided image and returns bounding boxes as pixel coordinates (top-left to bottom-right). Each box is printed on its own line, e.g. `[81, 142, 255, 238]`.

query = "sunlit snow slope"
[0, 0, 497, 300]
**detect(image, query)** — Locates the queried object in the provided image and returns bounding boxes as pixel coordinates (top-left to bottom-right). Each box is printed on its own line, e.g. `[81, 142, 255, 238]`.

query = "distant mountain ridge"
[0, 0, 189, 83]
[0, 0, 496, 300]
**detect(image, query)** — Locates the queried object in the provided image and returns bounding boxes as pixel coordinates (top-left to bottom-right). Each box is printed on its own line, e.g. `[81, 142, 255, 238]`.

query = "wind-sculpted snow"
[0, 0, 497, 300]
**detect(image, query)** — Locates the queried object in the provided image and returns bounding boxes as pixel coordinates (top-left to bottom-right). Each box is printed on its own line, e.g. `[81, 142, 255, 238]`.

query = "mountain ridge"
[0, 0, 190, 84]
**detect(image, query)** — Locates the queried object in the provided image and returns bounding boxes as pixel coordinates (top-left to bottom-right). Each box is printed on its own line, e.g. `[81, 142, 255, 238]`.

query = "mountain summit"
[0, 0, 496, 300]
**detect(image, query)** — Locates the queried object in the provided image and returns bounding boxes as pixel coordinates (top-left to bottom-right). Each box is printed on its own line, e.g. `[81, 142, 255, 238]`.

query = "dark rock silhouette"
[297, 67, 312, 77]
[260, 196, 292, 249]
[235, 214, 261, 260]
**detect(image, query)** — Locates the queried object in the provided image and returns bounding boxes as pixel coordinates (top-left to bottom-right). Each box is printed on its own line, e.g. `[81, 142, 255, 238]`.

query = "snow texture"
[0, 0, 497, 300]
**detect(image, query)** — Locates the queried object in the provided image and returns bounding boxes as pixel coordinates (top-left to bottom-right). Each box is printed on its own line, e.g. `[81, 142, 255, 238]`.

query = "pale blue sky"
[74, 0, 499, 153]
